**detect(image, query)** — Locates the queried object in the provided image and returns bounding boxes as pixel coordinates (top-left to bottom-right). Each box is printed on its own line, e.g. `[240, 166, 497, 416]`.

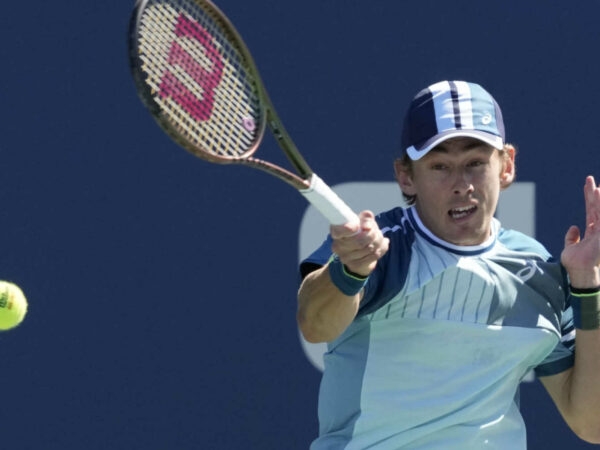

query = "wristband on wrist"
[570, 286, 600, 330]
[570, 285, 600, 296]
[328, 255, 369, 296]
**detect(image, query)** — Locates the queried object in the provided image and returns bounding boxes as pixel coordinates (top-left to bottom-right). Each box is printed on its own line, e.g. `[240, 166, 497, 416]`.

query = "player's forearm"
[551, 282, 600, 442]
[562, 327, 600, 443]
[297, 265, 360, 343]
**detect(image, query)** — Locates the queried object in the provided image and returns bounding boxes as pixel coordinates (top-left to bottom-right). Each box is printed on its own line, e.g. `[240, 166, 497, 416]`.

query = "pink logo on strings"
[242, 116, 256, 132]
[159, 14, 224, 122]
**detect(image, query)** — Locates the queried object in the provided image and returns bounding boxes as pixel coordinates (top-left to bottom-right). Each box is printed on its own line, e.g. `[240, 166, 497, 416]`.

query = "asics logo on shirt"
[515, 259, 544, 282]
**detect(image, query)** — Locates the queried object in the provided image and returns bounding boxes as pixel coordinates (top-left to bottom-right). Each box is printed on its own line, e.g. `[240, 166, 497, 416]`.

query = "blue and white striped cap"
[401, 81, 505, 160]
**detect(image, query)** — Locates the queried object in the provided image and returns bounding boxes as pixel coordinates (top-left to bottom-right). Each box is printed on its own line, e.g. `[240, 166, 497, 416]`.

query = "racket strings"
[136, 0, 263, 159]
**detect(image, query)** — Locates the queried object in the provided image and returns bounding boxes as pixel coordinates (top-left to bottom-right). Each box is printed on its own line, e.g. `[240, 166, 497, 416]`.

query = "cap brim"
[406, 130, 504, 161]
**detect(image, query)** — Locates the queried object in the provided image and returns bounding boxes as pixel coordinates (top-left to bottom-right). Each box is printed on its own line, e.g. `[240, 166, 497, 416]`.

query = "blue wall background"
[1, 1, 599, 448]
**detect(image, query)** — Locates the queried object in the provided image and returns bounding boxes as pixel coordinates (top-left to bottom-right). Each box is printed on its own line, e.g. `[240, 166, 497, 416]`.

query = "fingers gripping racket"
[128, 0, 358, 225]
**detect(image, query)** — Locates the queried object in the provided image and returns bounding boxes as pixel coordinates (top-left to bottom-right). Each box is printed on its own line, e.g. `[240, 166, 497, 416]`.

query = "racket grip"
[299, 174, 359, 226]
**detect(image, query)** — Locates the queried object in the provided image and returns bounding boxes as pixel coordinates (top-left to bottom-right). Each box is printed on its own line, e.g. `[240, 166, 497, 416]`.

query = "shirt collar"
[406, 206, 499, 256]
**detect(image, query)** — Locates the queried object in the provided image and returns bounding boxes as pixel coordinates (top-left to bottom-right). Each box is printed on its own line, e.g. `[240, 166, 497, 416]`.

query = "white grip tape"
[299, 174, 359, 225]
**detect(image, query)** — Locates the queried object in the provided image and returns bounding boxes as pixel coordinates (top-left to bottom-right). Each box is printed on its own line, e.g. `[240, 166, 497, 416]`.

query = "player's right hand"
[330, 210, 389, 278]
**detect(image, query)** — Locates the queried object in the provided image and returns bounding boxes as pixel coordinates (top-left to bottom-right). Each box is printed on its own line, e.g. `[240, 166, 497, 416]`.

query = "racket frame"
[128, 0, 358, 224]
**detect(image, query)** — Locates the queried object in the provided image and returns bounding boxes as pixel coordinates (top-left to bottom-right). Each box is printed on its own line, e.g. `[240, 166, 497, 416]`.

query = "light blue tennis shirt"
[301, 206, 575, 449]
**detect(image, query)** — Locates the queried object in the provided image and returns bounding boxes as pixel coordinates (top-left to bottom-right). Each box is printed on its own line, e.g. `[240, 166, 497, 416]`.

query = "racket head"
[129, 0, 267, 164]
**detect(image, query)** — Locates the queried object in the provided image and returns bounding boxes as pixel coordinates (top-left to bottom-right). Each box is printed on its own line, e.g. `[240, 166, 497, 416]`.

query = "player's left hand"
[561, 176, 600, 288]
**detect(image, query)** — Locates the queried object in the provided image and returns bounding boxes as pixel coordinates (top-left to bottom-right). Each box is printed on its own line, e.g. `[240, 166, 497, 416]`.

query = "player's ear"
[394, 158, 417, 195]
[499, 144, 516, 189]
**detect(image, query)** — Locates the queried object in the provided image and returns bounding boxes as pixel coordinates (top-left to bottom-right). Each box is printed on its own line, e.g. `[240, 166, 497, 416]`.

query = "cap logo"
[481, 113, 492, 125]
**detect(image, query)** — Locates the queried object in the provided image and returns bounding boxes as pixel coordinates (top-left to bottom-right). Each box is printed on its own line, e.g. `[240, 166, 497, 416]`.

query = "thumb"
[564, 225, 581, 248]
[358, 210, 376, 231]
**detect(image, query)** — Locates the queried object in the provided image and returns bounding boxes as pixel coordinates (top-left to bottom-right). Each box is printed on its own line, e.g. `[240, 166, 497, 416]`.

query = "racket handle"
[299, 174, 360, 226]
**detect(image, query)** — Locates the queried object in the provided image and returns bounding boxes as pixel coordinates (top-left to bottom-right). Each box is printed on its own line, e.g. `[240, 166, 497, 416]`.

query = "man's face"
[396, 137, 514, 246]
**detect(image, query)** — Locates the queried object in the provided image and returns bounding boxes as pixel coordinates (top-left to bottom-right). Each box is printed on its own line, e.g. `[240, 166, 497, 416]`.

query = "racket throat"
[268, 118, 313, 179]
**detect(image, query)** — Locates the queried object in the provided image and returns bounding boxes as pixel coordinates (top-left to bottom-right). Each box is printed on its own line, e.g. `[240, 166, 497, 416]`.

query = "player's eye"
[431, 163, 448, 171]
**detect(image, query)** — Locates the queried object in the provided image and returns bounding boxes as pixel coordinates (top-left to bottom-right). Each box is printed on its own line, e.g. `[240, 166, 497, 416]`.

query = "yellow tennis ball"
[0, 281, 28, 331]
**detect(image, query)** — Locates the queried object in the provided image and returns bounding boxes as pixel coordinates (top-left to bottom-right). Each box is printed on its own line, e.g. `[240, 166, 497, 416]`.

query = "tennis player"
[298, 80, 600, 449]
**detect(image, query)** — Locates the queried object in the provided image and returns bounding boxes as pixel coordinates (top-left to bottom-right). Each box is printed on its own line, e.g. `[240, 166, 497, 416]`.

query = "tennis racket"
[128, 0, 358, 226]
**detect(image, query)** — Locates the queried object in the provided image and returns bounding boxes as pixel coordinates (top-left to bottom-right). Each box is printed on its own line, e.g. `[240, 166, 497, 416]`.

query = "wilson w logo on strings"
[159, 14, 224, 122]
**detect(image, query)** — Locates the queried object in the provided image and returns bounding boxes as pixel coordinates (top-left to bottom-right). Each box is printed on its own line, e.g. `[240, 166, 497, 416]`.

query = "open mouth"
[449, 205, 477, 220]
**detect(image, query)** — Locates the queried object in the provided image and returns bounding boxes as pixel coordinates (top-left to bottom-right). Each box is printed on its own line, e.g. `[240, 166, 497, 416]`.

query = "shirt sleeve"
[534, 295, 576, 377]
[299, 235, 333, 279]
